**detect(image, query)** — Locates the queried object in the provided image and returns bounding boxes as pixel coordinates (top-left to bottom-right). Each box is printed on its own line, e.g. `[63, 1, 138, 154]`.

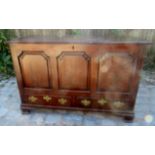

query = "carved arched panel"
[97, 52, 135, 92]
[18, 51, 51, 88]
[57, 52, 90, 90]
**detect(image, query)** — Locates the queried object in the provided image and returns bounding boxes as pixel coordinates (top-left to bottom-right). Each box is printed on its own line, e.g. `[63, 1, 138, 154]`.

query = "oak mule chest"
[9, 36, 150, 121]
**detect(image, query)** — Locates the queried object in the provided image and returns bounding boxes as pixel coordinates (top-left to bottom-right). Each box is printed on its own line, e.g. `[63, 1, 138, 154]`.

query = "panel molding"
[57, 51, 90, 61]
[18, 51, 52, 88]
[57, 51, 91, 90]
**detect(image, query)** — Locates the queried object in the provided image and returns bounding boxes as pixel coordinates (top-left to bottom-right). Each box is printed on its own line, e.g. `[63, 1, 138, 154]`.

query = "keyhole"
[72, 45, 75, 50]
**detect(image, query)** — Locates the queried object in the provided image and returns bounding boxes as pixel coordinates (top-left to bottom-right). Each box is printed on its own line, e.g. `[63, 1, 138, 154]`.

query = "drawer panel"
[24, 94, 130, 111]
[95, 97, 130, 112]
[74, 96, 130, 111]
[24, 95, 72, 107]
[24, 95, 56, 105]
[74, 96, 111, 110]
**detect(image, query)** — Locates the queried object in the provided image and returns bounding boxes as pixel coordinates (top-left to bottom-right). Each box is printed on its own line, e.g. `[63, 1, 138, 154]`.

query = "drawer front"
[25, 95, 56, 105]
[74, 96, 111, 110]
[25, 95, 71, 107]
[24, 94, 130, 111]
[74, 96, 130, 111]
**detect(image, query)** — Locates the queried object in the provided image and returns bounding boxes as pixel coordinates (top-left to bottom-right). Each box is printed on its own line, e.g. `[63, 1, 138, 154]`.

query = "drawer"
[25, 95, 72, 107]
[94, 96, 130, 111]
[75, 96, 111, 109]
[25, 94, 129, 111]
[25, 95, 56, 105]
[74, 96, 129, 111]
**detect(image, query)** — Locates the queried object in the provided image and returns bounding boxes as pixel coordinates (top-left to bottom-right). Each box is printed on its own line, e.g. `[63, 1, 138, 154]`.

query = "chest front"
[9, 40, 147, 121]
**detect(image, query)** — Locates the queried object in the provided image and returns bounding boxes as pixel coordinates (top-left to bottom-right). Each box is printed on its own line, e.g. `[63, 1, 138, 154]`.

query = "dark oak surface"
[9, 36, 152, 44]
[9, 37, 151, 121]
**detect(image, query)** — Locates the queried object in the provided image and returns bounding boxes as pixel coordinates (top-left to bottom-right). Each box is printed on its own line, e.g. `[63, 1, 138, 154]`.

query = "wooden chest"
[9, 36, 150, 121]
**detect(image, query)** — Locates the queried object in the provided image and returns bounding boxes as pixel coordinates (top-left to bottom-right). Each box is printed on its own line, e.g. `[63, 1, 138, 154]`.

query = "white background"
[0, 127, 155, 155]
[1, 0, 155, 28]
[0, 0, 155, 155]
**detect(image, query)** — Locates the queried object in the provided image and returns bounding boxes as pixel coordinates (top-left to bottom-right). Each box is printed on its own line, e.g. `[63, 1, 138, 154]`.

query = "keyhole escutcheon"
[72, 45, 75, 50]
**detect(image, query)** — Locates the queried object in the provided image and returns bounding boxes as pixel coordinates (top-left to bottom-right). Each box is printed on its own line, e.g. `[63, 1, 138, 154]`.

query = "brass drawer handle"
[81, 99, 91, 107]
[98, 98, 107, 106]
[43, 95, 52, 102]
[113, 101, 125, 108]
[58, 98, 67, 105]
[28, 96, 37, 103]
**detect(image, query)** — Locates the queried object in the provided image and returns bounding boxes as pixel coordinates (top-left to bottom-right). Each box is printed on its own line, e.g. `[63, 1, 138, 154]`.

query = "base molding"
[21, 103, 134, 122]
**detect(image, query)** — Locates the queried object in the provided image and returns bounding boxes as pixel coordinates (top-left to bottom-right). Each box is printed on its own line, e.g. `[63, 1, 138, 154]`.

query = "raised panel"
[57, 52, 90, 90]
[97, 52, 135, 92]
[18, 51, 51, 88]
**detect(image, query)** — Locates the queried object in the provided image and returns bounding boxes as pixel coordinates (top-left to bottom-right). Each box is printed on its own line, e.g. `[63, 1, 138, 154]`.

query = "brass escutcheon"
[113, 101, 125, 108]
[43, 95, 52, 102]
[81, 99, 91, 107]
[28, 96, 37, 103]
[98, 98, 107, 106]
[58, 98, 67, 105]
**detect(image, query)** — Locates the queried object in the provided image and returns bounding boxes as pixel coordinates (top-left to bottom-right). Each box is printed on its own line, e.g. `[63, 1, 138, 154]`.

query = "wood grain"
[9, 38, 149, 120]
